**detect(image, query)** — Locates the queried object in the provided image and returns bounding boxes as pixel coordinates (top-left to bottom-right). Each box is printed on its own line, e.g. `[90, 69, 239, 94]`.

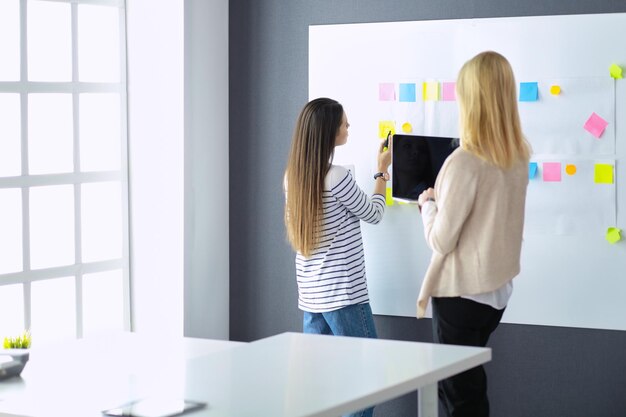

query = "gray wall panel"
[229, 1, 626, 415]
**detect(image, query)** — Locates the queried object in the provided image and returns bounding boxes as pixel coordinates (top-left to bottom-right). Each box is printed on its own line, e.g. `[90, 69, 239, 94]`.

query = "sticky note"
[385, 188, 394, 206]
[519, 82, 539, 102]
[542, 162, 561, 182]
[606, 227, 621, 244]
[594, 164, 614, 184]
[423, 82, 439, 101]
[609, 64, 623, 79]
[529, 162, 538, 179]
[442, 82, 456, 101]
[401, 122, 413, 133]
[379, 83, 396, 101]
[565, 164, 577, 175]
[550, 85, 561, 95]
[584, 112, 609, 138]
[378, 121, 396, 138]
[399, 83, 416, 102]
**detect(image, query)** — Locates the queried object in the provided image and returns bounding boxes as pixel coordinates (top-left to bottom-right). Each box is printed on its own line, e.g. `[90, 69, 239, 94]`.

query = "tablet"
[391, 134, 459, 202]
[102, 398, 207, 417]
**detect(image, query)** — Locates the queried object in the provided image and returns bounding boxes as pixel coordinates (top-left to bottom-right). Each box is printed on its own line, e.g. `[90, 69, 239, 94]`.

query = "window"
[0, 0, 129, 344]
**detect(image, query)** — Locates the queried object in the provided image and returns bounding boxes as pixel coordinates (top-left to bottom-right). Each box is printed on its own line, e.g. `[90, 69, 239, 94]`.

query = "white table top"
[0, 332, 490, 417]
[0, 332, 243, 417]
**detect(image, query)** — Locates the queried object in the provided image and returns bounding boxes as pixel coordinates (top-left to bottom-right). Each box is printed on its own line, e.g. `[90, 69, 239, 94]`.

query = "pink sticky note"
[442, 82, 456, 101]
[583, 112, 609, 138]
[543, 162, 561, 182]
[379, 83, 396, 101]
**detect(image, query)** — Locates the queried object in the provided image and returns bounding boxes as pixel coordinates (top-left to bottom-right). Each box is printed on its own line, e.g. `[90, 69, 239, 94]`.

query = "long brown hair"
[457, 51, 531, 168]
[284, 98, 344, 258]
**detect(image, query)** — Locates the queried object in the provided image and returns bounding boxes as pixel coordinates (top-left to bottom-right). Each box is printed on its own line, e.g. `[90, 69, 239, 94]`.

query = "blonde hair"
[284, 98, 343, 258]
[456, 51, 531, 168]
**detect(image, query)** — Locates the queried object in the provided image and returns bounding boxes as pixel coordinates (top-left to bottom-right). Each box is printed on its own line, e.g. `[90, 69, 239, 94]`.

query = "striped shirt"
[294, 165, 385, 313]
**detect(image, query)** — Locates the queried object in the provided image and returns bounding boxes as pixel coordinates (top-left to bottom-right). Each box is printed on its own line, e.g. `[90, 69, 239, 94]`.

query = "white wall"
[183, 0, 230, 340]
[126, 0, 184, 336]
[126, 0, 229, 339]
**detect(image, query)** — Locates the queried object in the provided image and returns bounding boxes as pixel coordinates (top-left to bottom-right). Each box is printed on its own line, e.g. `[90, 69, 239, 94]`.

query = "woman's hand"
[377, 134, 392, 173]
[417, 187, 435, 208]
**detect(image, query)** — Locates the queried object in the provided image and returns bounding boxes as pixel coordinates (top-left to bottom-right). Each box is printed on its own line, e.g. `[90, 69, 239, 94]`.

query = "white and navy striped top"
[294, 165, 386, 313]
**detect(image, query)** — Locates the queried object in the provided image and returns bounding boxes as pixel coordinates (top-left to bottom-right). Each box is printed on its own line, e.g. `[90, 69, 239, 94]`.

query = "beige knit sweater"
[417, 147, 528, 318]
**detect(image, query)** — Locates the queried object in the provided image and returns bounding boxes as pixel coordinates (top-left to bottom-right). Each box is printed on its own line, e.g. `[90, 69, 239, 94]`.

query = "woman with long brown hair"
[417, 51, 531, 417]
[284, 97, 391, 417]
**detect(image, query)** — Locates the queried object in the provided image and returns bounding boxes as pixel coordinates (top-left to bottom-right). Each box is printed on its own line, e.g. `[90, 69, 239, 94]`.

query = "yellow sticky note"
[565, 164, 577, 175]
[609, 64, 623, 79]
[378, 121, 396, 138]
[423, 81, 440, 101]
[550, 85, 561, 95]
[385, 188, 394, 206]
[606, 227, 621, 244]
[402, 122, 413, 133]
[594, 164, 614, 184]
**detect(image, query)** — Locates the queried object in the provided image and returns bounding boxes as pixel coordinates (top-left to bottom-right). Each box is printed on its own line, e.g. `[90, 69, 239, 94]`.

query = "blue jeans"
[303, 303, 377, 417]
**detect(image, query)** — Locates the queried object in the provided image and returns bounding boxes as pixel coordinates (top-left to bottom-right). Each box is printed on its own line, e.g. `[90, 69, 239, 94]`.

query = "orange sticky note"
[565, 164, 577, 175]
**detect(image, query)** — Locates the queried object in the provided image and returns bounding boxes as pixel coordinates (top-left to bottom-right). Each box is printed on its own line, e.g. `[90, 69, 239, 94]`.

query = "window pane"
[78, 5, 120, 82]
[0, 189, 22, 275]
[28, 94, 73, 175]
[83, 270, 124, 337]
[30, 185, 75, 270]
[80, 94, 121, 172]
[0, 94, 21, 177]
[0, 0, 20, 81]
[81, 182, 122, 262]
[31, 277, 75, 344]
[0, 284, 25, 337]
[27, 0, 71, 82]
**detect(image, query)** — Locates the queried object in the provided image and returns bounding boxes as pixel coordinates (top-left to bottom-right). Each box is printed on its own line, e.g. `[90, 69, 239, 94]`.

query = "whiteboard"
[309, 14, 626, 331]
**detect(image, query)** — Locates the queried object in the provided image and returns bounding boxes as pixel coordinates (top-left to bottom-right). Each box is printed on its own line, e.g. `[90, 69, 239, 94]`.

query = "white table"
[0, 332, 490, 417]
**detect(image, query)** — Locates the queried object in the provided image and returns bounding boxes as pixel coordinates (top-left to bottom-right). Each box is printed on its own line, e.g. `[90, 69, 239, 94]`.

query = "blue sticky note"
[529, 162, 538, 179]
[399, 83, 416, 102]
[519, 82, 539, 102]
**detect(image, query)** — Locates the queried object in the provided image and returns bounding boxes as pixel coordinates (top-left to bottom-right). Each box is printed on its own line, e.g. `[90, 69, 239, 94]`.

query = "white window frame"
[0, 0, 130, 339]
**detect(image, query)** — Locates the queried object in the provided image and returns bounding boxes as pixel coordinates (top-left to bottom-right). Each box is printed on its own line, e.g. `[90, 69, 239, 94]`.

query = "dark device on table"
[391, 134, 459, 202]
[0, 350, 29, 380]
[102, 398, 207, 417]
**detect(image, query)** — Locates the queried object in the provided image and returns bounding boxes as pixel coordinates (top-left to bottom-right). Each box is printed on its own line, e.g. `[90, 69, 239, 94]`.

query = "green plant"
[3, 330, 31, 349]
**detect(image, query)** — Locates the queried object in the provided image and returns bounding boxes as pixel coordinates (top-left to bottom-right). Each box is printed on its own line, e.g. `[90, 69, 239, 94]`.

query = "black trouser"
[431, 297, 505, 417]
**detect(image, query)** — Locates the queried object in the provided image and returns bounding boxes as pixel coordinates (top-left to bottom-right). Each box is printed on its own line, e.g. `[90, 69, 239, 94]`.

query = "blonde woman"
[284, 97, 390, 417]
[417, 51, 531, 417]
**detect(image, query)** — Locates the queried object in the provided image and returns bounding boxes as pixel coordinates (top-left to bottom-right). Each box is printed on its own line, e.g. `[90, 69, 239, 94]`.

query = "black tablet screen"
[391, 134, 459, 201]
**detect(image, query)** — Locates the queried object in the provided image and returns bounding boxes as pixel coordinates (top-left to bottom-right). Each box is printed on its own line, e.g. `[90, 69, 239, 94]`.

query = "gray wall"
[229, 1, 626, 416]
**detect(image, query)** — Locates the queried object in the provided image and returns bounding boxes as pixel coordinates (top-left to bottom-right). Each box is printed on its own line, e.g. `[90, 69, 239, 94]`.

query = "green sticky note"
[385, 187, 394, 206]
[609, 64, 623, 79]
[606, 227, 621, 244]
[594, 164, 614, 184]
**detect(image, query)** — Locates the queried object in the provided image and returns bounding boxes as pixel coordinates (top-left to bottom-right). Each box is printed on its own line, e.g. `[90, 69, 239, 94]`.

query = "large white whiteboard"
[309, 14, 626, 331]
